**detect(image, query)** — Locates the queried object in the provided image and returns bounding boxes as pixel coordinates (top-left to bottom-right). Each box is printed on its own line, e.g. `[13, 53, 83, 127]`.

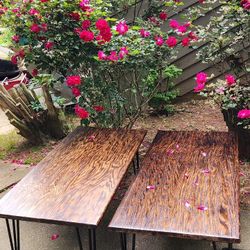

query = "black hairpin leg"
[88, 228, 96, 250]
[5, 219, 20, 250]
[120, 233, 136, 250]
[132, 159, 137, 175]
[222, 243, 235, 250]
[132, 234, 136, 250]
[212, 242, 217, 250]
[136, 152, 140, 170]
[120, 233, 127, 250]
[76, 227, 83, 250]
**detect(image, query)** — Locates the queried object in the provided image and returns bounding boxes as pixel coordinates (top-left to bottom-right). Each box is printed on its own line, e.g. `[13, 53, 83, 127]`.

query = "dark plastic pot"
[222, 109, 250, 160]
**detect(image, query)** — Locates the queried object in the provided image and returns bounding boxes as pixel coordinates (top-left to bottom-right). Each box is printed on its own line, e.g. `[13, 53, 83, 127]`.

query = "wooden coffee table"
[109, 131, 240, 250]
[0, 127, 146, 250]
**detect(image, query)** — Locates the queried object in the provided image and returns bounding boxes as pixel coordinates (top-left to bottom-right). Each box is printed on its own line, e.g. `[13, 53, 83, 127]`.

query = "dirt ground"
[1, 97, 250, 208]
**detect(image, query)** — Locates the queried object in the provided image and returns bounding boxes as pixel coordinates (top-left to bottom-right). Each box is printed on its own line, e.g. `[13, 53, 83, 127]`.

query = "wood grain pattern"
[0, 127, 146, 226]
[109, 131, 240, 243]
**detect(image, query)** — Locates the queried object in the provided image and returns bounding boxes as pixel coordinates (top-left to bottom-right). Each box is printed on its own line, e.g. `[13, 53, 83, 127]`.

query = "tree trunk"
[41, 85, 65, 139]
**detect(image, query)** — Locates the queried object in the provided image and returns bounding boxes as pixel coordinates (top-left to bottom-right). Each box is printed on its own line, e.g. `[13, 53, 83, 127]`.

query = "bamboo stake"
[20, 83, 36, 103]
[5, 110, 23, 124]
[0, 93, 22, 118]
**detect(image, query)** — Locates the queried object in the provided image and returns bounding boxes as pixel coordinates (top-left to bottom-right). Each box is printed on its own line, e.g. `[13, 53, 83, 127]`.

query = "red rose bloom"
[181, 37, 190, 47]
[72, 87, 81, 97]
[82, 20, 91, 29]
[166, 36, 177, 47]
[66, 76, 81, 87]
[159, 12, 168, 21]
[96, 19, 109, 30]
[93, 106, 105, 112]
[32, 69, 38, 77]
[75, 105, 89, 119]
[79, 30, 94, 42]
[69, 12, 80, 21]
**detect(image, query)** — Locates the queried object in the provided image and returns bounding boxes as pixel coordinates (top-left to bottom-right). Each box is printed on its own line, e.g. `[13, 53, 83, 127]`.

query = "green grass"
[0, 131, 22, 160]
[0, 28, 13, 47]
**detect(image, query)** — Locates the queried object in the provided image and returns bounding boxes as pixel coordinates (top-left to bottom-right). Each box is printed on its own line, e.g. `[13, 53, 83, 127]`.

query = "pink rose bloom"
[194, 83, 205, 93]
[119, 47, 129, 59]
[225, 74, 236, 86]
[45, 41, 54, 50]
[238, 109, 250, 119]
[139, 29, 150, 38]
[116, 21, 129, 35]
[196, 72, 207, 85]
[108, 51, 119, 61]
[98, 51, 107, 60]
[177, 25, 187, 33]
[30, 24, 41, 33]
[155, 36, 164, 46]
[29, 8, 39, 16]
[12, 35, 20, 43]
[79, 0, 91, 12]
[41, 23, 48, 32]
[169, 19, 179, 29]
[241, 0, 250, 10]
[166, 36, 177, 47]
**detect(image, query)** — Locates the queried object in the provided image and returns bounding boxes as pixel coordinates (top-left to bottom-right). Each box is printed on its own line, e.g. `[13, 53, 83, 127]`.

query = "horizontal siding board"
[121, 1, 246, 95]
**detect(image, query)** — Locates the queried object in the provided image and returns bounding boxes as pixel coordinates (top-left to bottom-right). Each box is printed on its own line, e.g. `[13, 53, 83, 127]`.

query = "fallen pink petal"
[194, 177, 199, 186]
[240, 172, 246, 177]
[202, 169, 210, 174]
[185, 201, 191, 208]
[201, 152, 207, 157]
[51, 234, 59, 240]
[166, 149, 175, 155]
[147, 185, 156, 190]
[87, 135, 96, 141]
[197, 205, 208, 211]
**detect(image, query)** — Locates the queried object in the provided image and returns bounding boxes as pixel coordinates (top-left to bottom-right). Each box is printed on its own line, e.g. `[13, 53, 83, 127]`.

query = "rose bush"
[0, 0, 201, 128]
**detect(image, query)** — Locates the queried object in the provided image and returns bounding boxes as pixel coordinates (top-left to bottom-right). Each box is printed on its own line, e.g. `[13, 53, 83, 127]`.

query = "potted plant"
[191, 0, 250, 159]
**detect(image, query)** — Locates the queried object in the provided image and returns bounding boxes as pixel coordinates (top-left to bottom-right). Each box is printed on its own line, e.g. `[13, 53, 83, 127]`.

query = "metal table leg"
[88, 228, 97, 250]
[5, 219, 20, 250]
[76, 227, 83, 250]
[222, 243, 236, 250]
[136, 152, 140, 170]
